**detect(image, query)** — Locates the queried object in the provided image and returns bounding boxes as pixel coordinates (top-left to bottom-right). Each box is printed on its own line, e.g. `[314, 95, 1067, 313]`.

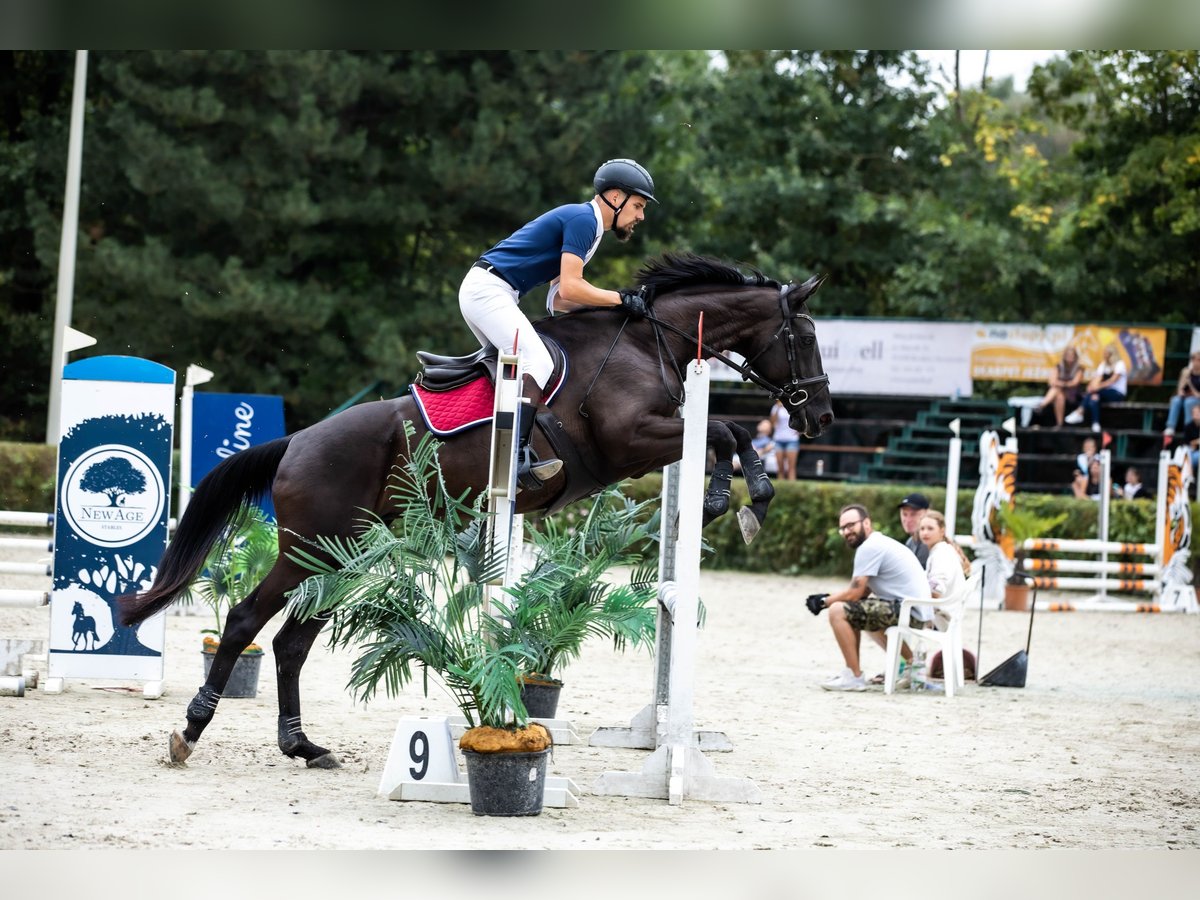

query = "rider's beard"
[613, 220, 636, 242]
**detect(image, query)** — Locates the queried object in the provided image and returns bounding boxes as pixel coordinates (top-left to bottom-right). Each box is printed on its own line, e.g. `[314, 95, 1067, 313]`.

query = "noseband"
[645, 283, 830, 412]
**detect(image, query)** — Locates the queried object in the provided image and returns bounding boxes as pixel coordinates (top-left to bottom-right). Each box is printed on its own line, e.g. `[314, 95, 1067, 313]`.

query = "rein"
[643, 283, 830, 410]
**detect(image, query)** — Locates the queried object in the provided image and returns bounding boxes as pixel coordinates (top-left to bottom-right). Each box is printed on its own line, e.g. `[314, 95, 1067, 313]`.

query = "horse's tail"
[117, 436, 293, 626]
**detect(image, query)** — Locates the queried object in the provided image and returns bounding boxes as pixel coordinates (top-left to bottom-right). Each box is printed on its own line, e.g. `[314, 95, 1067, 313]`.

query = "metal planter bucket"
[462, 748, 550, 817]
[201, 649, 264, 699]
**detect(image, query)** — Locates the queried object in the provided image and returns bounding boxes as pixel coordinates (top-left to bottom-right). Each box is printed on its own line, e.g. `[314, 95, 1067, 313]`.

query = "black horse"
[117, 252, 833, 767]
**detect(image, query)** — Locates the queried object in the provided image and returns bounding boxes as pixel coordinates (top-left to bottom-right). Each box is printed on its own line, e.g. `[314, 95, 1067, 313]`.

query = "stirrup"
[516, 446, 562, 492]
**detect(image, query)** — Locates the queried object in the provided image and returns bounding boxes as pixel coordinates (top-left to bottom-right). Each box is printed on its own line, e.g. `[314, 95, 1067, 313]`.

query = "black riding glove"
[805, 593, 829, 616]
[618, 288, 648, 320]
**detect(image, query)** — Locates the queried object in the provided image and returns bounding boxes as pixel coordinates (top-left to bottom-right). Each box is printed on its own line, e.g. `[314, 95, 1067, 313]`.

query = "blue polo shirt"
[480, 202, 603, 296]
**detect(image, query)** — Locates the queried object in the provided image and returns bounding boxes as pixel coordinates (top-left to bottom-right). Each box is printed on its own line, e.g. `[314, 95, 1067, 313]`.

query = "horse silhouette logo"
[71, 601, 100, 651]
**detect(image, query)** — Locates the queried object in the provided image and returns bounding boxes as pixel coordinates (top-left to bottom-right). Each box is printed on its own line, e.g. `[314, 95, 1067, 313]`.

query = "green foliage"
[185, 505, 278, 647]
[995, 504, 1069, 582]
[495, 489, 660, 680]
[0, 441, 57, 512]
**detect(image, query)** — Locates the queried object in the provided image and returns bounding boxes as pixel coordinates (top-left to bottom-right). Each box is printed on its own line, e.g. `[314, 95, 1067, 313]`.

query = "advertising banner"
[48, 356, 175, 682]
[189, 392, 286, 517]
[815, 319, 976, 397]
[970, 323, 1166, 385]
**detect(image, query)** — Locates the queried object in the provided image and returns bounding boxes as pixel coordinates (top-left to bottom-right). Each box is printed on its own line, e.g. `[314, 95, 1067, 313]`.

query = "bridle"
[644, 282, 830, 412]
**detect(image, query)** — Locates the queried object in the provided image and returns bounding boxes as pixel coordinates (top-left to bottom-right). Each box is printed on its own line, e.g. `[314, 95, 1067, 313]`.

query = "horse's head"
[635, 253, 834, 438]
[71, 601, 83, 615]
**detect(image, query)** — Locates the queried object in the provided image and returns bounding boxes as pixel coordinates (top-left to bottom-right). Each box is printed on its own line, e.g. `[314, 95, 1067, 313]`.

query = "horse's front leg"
[702, 420, 737, 526]
[170, 583, 283, 766]
[273, 612, 340, 769]
[728, 421, 775, 544]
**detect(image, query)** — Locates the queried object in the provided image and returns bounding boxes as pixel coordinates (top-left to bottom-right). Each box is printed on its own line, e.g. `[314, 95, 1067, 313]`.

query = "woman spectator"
[918, 510, 971, 602]
[1035, 345, 1085, 427]
[1163, 351, 1200, 439]
[769, 399, 800, 481]
[1079, 343, 1128, 433]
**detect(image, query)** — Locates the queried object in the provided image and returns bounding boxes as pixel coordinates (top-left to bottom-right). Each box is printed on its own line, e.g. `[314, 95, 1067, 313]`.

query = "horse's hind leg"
[729, 420, 775, 544]
[170, 576, 288, 765]
[274, 613, 340, 769]
[702, 420, 737, 526]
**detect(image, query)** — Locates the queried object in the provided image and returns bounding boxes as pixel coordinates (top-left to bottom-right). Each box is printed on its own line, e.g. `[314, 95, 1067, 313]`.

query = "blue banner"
[190, 392, 286, 518]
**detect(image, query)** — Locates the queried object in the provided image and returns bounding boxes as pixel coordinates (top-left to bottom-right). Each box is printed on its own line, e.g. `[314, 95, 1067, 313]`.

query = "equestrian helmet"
[594, 158, 658, 204]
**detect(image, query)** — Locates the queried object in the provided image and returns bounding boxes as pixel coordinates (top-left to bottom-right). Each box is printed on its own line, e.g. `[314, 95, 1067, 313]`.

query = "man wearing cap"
[804, 504, 932, 691]
[457, 158, 657, 492]
[898, 493, 931, 567]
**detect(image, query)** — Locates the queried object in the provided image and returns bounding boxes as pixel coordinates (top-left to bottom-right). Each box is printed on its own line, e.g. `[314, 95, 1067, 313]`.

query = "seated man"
[806, 504, 933, 691]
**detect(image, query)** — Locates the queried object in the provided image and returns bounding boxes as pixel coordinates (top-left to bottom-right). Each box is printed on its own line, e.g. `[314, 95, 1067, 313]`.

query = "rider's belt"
[473, 260, 517, 291]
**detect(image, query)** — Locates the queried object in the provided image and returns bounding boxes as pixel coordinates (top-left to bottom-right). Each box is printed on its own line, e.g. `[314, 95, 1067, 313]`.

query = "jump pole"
[377, 341, 580, 807]
[0, 510, 54, 690]
[591, 348, 761, 805]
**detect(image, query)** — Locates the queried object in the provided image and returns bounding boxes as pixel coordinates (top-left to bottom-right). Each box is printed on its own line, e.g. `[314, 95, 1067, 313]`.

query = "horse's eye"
[800, 335, 815, 348]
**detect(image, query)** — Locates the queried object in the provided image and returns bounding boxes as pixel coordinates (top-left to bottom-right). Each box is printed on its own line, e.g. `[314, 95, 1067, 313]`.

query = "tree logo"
[60, 444, 165, 548]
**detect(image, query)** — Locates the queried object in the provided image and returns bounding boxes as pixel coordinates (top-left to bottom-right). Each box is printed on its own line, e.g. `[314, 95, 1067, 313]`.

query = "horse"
[71, 601, 99, 651]
[117, 252, 833, 768]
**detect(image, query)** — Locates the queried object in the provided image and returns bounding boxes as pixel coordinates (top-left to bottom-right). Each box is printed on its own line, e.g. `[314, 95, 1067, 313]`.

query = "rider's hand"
[805, 593, 829, 616]
[618, 288, 648, 320]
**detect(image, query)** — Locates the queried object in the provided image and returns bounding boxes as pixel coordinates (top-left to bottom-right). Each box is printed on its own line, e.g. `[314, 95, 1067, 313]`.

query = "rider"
[458, 158, 657, 490]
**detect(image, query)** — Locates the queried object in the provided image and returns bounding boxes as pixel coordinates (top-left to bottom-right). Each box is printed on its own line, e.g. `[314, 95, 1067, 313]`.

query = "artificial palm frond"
[186, 504, 279, 639]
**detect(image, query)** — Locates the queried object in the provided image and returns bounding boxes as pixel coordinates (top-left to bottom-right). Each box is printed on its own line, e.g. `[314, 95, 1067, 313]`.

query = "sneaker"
[1164, 427, 1175, 437]
[1064, 408, 1084, 425]
[1091, 422, 1101, 433]
[820, 667, 867, 692]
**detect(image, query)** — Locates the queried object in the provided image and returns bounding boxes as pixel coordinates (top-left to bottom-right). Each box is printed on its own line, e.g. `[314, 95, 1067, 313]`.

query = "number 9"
[408, 730, 429, 780]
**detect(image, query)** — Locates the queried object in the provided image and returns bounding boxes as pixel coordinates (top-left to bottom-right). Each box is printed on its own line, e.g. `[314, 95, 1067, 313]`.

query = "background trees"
[1, 50, 1195, 440]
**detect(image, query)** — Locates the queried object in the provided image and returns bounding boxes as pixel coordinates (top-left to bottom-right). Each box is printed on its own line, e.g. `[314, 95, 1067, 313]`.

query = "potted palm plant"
[496, 492, 659, 718]
[994, 505, 1068, 611]
[286, 427, 563, 816]
[186, 504, 277, 698]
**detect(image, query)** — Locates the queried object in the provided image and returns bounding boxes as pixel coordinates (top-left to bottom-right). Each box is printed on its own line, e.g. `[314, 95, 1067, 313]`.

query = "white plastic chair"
[883, 572, 980, 698]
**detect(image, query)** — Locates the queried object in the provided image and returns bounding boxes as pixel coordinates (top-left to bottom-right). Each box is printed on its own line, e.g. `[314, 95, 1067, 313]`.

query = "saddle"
[410, 336, 568, 436]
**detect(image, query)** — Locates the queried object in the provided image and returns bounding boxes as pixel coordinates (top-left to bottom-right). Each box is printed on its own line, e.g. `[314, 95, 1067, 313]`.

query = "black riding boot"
[515, 401, 562, 492]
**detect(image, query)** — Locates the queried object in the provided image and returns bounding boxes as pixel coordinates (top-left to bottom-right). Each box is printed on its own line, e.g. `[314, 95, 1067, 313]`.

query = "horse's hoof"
[737, 506, 761, 544]
[168, 730, 195, 765]
[306, 752, 341, 770]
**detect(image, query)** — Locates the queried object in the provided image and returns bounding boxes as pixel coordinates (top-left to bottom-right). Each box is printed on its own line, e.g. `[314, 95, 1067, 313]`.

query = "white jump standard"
[591, 357, 761, 805]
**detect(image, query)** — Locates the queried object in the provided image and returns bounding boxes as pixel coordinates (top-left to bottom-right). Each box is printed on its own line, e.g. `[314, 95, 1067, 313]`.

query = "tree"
[79, 456, 147, 506]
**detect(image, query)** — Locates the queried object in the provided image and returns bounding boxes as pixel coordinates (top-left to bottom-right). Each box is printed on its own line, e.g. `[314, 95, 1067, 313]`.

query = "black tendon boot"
[515, 400, 562, 491]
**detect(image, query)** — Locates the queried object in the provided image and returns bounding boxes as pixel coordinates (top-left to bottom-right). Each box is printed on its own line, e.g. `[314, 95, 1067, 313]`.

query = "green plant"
[186, 505, 278, 653]
[995, 504, 1068, 585]
[284, 425, 539, 730]
[494, 488, 659, 683]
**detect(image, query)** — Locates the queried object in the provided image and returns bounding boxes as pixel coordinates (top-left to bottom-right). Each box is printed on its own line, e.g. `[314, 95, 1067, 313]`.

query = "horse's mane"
[634, 252, 781, 295]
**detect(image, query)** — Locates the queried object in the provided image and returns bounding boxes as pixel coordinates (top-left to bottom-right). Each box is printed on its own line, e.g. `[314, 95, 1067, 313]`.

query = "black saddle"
[416, 338, 567, 393]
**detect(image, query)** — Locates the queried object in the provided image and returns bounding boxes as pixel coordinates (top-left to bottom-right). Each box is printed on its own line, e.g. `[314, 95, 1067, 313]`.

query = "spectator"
[1035, 345, 1085, 427]
[1078, 343, 1128, 433]
[769, 399, 800, 481]
[805, 504, 932, 692]
[918, 510, 971, 600]
[897, 493, 931, 567]
[1075, 436, 1099, 477]
[1119, 466, 1145, 500]
[1179, 402, 1200, 475]
[1072, 457, 1104, 500]
[733, 419, 778, 477]
[1163, 351, 1200, 438]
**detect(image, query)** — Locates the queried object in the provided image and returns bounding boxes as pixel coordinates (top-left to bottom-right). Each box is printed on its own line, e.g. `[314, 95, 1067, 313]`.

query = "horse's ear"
[790, 273, 827, 304]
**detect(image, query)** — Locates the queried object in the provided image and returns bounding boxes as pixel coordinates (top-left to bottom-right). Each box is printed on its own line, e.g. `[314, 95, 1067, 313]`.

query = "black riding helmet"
[593, 158, 658, 204]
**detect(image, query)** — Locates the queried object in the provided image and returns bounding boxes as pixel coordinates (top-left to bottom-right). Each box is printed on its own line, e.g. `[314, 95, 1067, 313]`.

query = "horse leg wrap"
[741, 455, 775, 503]
[703, 459, 734, 522]
[185, 685, 221, 725]
[278, 715, 341, 769]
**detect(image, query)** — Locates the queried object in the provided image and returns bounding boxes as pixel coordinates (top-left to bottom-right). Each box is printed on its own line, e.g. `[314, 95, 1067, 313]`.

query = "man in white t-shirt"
[805, 504, 932, 691]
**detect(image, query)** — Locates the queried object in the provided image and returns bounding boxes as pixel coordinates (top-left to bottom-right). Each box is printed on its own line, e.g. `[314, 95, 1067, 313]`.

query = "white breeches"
[458, 265, 553, 389]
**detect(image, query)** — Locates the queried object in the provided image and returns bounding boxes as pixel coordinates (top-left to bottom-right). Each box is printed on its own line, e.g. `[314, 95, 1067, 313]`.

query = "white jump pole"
[46, 50, 89, 447]
[177, 364, 215, 521]
[945, 418, 961, 536]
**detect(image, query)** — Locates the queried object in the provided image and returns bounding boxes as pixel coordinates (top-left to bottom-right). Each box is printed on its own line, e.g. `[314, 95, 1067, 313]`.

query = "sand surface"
[3, 535, 1199, 851]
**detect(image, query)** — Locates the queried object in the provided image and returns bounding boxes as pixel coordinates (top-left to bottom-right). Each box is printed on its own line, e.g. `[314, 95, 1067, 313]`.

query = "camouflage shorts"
[842, 598, 922, 632]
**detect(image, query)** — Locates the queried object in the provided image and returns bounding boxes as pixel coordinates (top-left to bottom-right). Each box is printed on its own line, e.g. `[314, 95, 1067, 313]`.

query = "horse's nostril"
[819, 413, 833, 427]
